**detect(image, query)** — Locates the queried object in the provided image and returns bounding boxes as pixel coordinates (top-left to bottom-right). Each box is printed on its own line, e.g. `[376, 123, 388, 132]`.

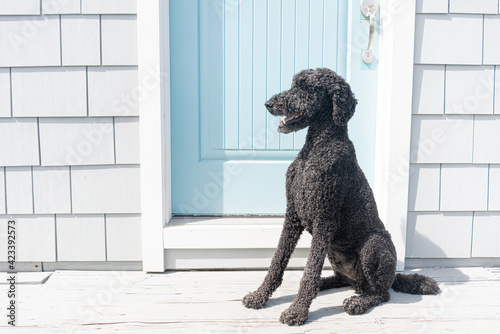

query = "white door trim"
[138, 0, 171, 272]
[138, 0, 417, 272]
[374, 0, 417, 271]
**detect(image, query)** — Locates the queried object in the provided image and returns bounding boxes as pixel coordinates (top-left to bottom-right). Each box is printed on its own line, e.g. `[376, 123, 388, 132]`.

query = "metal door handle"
[361, 0, 378, 64]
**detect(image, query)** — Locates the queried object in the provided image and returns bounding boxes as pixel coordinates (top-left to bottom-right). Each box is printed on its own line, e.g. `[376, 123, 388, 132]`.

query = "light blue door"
[170, 0, 379, 215]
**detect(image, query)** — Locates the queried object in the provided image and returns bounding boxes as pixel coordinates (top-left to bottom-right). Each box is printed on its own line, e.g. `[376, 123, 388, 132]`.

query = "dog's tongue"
[285, 114, 297, 122]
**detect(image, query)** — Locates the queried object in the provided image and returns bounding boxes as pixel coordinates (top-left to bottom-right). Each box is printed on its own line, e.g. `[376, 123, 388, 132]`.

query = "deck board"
[1, 267, 499, 333]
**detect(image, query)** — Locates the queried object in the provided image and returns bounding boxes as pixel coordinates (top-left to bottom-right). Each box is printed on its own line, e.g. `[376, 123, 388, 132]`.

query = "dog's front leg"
[242, 219, 304, 309]
[279, 227, 331, 326]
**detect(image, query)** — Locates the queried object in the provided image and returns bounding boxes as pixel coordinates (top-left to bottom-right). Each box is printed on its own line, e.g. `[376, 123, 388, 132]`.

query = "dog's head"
[265, 68, 357, 133]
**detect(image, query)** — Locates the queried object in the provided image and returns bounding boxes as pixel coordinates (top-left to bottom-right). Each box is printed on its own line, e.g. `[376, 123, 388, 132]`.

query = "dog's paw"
[242, 291, 268, 309]
[279, 306, 309, 326]
[343, 296, 368, 315]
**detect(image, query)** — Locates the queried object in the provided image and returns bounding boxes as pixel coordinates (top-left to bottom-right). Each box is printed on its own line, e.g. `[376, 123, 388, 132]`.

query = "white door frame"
[138, 0, 171, 272]
[374, 0, 417, 271]
[138, 0, 417, 272]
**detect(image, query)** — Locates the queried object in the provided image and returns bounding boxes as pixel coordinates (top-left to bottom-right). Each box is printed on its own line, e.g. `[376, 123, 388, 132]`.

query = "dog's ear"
[331, 81, 357, 126]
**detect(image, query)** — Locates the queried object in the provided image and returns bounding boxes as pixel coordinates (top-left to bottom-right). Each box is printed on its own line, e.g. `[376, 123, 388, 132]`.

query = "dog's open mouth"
[279, 112, 305, 128]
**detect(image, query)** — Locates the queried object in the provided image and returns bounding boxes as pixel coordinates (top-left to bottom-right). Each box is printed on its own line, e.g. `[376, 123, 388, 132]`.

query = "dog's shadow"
[263, 283, 451, 323]
[265, 287, 351, 322]
[268, 286, 354, 308]
[307, 305, 345, 321]
[267, 292, 345, 322]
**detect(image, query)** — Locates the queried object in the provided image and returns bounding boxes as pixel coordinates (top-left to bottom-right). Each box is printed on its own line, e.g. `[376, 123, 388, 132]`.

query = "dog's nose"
[265, 100, 273, 109]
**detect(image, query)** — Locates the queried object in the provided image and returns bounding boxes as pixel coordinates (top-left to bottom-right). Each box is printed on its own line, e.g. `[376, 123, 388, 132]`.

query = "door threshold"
[163, 216, 312, 270]
[164, 216, 312, 249]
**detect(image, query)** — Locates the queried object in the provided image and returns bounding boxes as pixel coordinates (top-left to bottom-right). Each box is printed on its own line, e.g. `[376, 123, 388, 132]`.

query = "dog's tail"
[391, 273, 440, 295]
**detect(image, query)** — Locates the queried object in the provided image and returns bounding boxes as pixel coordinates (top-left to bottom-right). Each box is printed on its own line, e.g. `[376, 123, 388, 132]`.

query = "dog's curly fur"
[242, 68, 439, 326]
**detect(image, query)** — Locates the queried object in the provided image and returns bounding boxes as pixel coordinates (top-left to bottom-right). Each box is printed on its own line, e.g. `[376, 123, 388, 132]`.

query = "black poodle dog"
[242, 68, 439, 326]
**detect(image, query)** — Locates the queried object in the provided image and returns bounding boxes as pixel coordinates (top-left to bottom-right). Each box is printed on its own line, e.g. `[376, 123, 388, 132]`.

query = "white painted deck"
[1, 267, 499, 333]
